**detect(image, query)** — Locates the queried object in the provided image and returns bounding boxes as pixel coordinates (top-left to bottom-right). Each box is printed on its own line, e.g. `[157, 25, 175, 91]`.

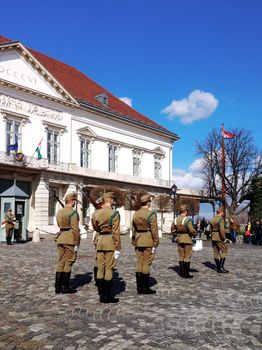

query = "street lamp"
[170, 183, 178, 218]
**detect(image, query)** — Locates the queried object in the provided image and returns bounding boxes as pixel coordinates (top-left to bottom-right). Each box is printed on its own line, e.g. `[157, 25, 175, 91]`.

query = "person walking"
[55, 192, 81, 294]
[210, 208, 229, 273]
[131, 194, 159, 294]
[4, 208, 15, 245]
[171, 205, 197, 278]
[92, 192, 121, 303]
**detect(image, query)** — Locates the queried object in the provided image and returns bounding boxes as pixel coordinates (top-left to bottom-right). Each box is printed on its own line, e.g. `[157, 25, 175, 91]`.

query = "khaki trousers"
[6, 226, 14, 238]
[212, 241, 228, 259]
[135, 247, 154, 274]
[177, 243, 192, 262]
[97, 251, 115, 281]
[56, 244, 76, 273]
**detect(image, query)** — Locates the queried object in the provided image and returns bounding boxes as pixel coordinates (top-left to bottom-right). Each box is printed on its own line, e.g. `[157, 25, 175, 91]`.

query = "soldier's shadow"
[202, 261, 216, 271]
[168, 265, 184, 277]
[70, 272, 92, 288]
[112, 269, 126, 296]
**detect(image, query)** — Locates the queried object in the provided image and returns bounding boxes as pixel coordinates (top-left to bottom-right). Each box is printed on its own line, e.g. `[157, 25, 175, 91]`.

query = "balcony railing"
[0, 151, 172, 188]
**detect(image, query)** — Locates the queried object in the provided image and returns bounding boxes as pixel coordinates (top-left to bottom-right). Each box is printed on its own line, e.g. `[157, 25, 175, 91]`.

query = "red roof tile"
[0, 35, 174, 135]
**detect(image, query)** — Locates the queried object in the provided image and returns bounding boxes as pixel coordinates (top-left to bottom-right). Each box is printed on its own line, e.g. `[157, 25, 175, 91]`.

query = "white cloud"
[119, 97, 133, 107]
[173, 158, 205, 190]
[161, 89, 219, 124]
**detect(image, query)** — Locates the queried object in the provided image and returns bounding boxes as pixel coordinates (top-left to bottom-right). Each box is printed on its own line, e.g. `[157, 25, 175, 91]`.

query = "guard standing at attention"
[55, 192, 81, 294]
[92, 192, 121, 303]
[132, 194, 159, 294]
[210, 207, 229, 273]
[5, 208, 15, 245]
[171, 205, 197, 278]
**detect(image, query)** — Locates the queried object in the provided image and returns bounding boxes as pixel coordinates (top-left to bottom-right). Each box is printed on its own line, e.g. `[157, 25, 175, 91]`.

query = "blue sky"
[1, 0, 262, 199]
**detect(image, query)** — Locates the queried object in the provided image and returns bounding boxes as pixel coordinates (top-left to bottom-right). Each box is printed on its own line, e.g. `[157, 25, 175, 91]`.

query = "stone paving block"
[0, 237, 262, 349]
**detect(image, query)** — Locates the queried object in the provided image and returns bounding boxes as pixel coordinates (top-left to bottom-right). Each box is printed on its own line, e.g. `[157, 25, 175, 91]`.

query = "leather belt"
[60, 228, 71, 231]
[136, 230, 149, 233]
[99, 232, 112, 235]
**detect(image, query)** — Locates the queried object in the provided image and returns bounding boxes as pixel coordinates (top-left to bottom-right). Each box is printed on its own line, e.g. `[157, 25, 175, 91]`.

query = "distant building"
[0, 35, 179, 241]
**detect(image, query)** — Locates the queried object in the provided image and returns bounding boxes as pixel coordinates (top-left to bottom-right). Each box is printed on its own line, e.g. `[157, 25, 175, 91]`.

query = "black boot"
[6, 237, 10, 245]
[55, 272, 64, 294]
[96, 279, 105, 302]
[136, 272, 143, 294]
[215, 258, 222, 273]
[62, 272, 77, 294]
[9, 236, 14, 245]
[179, 261, 185, 278]
[220, 258, 229, 273]
[142, 273, 156, 294]
[94, 266, 98, 286]
[102, 280, 119, 303]
[184, 262, 193, 278]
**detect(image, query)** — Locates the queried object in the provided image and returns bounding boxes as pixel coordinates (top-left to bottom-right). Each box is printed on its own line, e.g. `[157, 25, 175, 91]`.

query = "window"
[154, 155, 162, 179]
[47, 129, 60, 164]
[108, 144, 118, 172]
[80, 138, 90, 168]
[133, 150, 141, 177]
[6, 119, 21, 155]
[95, 93, 109, 106]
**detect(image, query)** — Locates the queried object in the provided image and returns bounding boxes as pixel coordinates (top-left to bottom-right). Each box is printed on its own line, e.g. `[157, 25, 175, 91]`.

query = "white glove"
[114, 250, 121, 260]
[74, 245, 79, 252]
[152, 247, 157, 254]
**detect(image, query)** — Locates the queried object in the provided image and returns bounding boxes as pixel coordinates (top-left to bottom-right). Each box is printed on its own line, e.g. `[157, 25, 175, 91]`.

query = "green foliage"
[250, 177, 262, 220]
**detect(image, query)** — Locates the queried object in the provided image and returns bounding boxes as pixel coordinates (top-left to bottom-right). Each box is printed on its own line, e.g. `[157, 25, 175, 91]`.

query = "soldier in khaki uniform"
[55, 192, 81, 294]
[210, 208, 229, 273]
[171, 205, 197, 278]
[5, 208, 15, 245]
[132, 194, 159, 294]
[91, 192, 121, 303]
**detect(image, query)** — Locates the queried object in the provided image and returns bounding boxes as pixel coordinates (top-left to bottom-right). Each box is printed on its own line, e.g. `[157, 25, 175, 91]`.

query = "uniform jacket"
[210, 215, 225, 242]
[56, 207, 80, 245]
[132, 208, 159, 248]
[5, 213, 15, 229]
[92, 207, 121, 251]
[171, 215, 197, 245]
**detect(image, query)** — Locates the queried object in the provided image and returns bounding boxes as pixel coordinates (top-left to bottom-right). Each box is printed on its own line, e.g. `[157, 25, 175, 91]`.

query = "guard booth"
[0, 179, 30, 243]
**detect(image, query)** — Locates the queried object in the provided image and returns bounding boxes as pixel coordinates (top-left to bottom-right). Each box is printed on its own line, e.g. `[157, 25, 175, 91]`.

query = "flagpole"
[28, 138, 43, 163]
[221, 124, 226, 214]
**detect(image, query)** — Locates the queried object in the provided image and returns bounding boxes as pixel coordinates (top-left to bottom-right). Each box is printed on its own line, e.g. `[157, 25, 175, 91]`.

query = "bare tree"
[154, 195, 173, 231]
[196, 127, 262, 216]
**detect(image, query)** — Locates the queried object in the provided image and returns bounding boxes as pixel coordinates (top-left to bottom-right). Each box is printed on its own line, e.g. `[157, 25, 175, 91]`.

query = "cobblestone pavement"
[0, 235, 261, 350]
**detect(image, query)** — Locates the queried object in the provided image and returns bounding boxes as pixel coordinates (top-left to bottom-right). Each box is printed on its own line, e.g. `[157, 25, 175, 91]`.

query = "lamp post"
[170, 184, 178, 219]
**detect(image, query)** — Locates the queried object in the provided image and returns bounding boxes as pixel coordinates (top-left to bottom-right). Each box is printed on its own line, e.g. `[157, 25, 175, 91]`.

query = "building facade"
[0, 35, 179, 242]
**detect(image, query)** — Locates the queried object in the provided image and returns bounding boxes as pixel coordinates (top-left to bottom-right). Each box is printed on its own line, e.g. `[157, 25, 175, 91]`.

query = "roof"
[0, 35, 179, 139]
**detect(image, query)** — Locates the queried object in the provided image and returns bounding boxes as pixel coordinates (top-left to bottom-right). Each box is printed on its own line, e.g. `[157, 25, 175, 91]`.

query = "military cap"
[140, 194, 153, 204]
[65, 192, 77, 202]
[102, 192, 114, 201]
[180, 204, 189, 212]
[216, 207, 224, 214]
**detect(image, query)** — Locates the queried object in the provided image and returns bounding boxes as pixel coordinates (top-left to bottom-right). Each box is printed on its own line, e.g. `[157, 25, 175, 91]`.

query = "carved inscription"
[0, 94, 63, 122]
[0, 66, 37, 85]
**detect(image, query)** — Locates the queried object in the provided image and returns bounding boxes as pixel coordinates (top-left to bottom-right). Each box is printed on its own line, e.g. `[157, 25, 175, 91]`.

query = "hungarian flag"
[35, 139, 43, 159]
[222, 129, 236, 139]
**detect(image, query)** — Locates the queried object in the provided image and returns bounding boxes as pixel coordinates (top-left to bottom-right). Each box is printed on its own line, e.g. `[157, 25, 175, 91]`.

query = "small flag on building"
[8, 135, 18, 152]
[222, 129, 236, 139]
[35, 139, 43, 159]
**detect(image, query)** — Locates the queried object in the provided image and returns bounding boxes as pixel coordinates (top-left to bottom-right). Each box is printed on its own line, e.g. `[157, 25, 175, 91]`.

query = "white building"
[0, 35, 179, 242]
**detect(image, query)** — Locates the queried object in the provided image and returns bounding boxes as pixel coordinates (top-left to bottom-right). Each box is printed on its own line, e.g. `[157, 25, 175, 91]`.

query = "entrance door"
[0, 197, 15, 242]
[14, 200, 26, 241]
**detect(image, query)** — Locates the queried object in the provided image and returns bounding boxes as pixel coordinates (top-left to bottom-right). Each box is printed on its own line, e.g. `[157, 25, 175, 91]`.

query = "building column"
[31, 175, 49, 228]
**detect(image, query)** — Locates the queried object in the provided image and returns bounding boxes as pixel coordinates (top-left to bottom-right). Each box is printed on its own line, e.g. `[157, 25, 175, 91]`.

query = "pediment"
[153, 147, 166, 156]
[76, 126, 97, 138]
[0, 42, 77, 104]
